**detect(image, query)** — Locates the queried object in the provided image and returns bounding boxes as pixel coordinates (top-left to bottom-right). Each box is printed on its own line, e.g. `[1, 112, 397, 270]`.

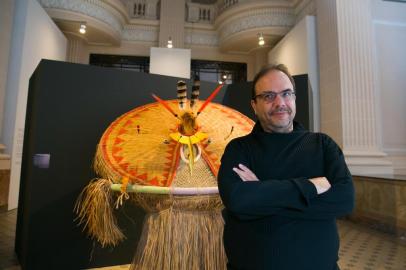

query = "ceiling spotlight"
[218, 81, 223, 84]
[79, 23, 86, 34]
[222, 74, 227, 79]
[258, 33, 265, 46]
[167, 37, 173, 48]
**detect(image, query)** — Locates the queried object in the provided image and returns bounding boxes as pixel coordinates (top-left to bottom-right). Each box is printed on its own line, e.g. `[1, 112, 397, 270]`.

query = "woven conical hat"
[95, 100, 254, 187]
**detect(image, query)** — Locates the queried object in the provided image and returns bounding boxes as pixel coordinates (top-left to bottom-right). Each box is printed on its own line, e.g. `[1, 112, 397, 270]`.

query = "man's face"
[251, 70, 296, 133]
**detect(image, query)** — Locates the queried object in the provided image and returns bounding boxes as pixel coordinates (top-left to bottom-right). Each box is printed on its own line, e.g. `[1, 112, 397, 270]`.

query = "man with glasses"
[218, 64, 354, 270]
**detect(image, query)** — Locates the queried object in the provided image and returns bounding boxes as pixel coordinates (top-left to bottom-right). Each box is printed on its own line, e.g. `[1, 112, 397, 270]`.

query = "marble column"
[252, 46, 271, 75]
[65, 33, 87, 64]
[158, 0, 186, 48]
[316, 0, 392, 174]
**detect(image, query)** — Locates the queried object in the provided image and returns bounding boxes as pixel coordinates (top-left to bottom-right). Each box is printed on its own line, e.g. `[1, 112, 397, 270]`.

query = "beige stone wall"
[315, 0, 342, 146]
[350, 176, 406, 234]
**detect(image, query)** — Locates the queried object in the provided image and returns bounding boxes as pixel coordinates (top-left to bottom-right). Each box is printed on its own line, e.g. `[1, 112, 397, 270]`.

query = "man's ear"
[251, 99, 257, 115]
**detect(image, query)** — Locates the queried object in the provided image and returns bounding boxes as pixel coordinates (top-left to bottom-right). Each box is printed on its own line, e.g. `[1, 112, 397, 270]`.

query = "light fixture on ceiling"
[258, 33, 265, 46]
[79, 23, 86, 34]
[167, 37, 173, 48]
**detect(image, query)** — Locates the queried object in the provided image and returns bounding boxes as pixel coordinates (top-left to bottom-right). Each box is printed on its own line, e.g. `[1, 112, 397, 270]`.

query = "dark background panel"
[222, 81, 256, 120]
[16, 60, 309, 270]
[293, 74, 310, 130]
[16, 60, 224, 270]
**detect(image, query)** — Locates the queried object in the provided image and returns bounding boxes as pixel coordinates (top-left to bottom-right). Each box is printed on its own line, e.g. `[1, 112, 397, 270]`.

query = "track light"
[258, 33, 265, 46]
[167, 37, 173, 48]
[79, 23, 86, 34]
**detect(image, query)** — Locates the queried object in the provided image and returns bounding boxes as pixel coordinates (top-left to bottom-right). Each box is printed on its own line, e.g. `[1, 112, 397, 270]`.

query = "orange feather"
[197, 85, 223, 115]
[152, 94, 178, 117]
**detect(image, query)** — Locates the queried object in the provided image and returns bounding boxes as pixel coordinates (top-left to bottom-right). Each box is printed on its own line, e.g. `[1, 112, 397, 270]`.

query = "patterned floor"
[1, 210, 406, 270]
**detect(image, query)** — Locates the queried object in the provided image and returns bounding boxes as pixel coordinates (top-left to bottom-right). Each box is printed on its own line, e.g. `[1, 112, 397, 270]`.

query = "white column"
[158, 0, 185, 48]
[65, 33, 87, 64]
[252, 46, 270, 75]
[316, 0, 392, 174]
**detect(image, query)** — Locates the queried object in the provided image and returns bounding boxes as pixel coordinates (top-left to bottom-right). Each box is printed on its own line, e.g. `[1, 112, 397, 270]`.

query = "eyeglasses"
[253, 90, 296, 103]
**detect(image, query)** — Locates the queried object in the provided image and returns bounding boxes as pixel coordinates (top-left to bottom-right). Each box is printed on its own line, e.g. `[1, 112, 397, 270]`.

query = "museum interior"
[0, 0, 406, 269]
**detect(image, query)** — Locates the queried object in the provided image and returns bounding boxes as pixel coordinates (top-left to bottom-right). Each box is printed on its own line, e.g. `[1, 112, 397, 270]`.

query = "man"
[218, 64, 354, 270]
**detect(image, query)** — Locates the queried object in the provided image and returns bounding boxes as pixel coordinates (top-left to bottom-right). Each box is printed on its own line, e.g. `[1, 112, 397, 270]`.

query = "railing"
[133, 2, 146, 17]
[218, 0, 239, 12]
[186, 2, 217, 23]
[186, 0, 248, 23]
[198, 6, 213, 22]
[124, 0, 159, 20]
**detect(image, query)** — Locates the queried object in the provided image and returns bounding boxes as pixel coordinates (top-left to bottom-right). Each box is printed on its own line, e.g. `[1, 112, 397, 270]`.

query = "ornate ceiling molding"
[216, 7, 295, 43]
[185, 30, 219, 46]
[39, 0, 124, 35]
[122, 25, 159, 42]
[295, 0, 316, 23]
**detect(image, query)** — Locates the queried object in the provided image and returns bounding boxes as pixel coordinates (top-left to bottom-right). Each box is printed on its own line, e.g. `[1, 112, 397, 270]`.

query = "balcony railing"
[122, 0, 159, 20]
[217, 0, 240, 12]
[187, 2, 217, 23]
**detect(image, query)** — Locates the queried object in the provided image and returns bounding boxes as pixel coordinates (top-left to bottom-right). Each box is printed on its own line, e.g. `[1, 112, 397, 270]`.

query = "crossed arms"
[217, 135, 355, 220]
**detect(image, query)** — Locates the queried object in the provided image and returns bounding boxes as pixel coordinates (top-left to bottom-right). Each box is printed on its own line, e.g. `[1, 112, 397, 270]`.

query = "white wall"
[268, 16, 319, 132]
[371, 0, 406, 174]
[0, 1, 16, 141]
[3, 0, 67, 209]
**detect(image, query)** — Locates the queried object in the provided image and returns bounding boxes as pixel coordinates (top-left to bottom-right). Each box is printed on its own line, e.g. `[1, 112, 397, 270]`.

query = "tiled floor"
[1, 210, 406, 270]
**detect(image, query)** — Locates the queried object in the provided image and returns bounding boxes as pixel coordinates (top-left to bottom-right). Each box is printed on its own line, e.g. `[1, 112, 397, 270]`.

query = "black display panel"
[16, 60, 224, 270]
[16, 60, 310, 270]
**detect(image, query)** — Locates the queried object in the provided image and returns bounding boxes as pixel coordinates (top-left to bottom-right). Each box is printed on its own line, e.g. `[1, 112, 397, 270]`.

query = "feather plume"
[190, 76, 200, 109]
[177, 80, 187, 110]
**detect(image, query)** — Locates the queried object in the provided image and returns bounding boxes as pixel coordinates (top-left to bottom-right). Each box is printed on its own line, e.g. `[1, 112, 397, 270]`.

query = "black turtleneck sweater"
[218, 122, 354, 270]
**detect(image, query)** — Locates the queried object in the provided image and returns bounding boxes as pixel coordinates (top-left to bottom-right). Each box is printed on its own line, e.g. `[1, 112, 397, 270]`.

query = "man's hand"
[309, 177, 331, 194]
[233, 164, 259, 181]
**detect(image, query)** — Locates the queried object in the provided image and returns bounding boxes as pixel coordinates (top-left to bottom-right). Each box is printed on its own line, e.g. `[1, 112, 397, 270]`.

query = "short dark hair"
[251, 64, 295, 100]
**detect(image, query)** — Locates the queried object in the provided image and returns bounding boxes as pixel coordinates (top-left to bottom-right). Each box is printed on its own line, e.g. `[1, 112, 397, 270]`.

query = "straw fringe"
[74, 178, 125, 247]
[93, 145, 121, 184]
[130, 194, 226, 270]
